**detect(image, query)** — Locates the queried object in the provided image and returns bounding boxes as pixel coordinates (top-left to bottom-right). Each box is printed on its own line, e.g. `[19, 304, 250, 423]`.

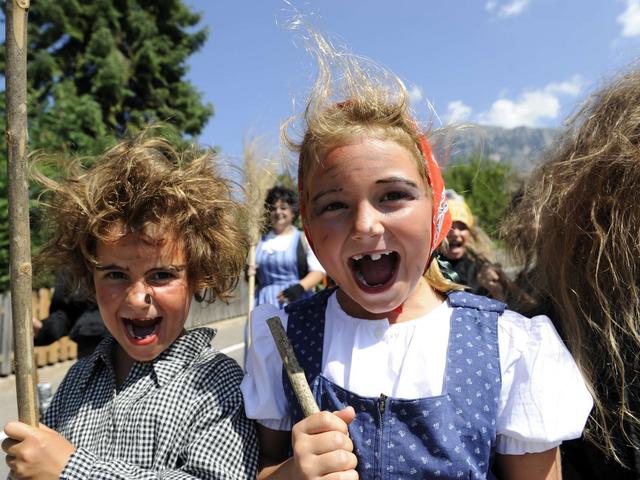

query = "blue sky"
[187, 0, 640, 159]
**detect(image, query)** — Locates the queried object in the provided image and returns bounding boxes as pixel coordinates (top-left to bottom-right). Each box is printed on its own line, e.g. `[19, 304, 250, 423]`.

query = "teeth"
[352, 251, 392, 262]
[368, 251, 392, 261]
[124, 317, 160, 340]
[126, 323, 146, 340]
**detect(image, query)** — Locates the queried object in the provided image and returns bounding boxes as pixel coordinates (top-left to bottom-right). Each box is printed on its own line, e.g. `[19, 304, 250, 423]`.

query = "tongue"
[132, 323, 156, 338]
[358, 255, 395, 286]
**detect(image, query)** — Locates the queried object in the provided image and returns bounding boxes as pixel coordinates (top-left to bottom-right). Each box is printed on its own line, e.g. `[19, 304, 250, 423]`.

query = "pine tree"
[0, 0, 213, 289]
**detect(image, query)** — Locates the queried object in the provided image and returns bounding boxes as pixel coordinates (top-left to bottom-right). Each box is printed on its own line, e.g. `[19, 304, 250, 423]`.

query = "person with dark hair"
[250, 185, 325, 308]
[32, 275, 107, 415]
[33, 274, 107, 360]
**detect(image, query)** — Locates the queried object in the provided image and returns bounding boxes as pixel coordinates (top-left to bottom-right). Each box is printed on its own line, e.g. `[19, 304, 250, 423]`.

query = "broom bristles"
[242, 136, 281, 245]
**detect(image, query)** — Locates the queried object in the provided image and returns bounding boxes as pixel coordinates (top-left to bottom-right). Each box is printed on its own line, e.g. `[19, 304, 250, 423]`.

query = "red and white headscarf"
[417, 135, 451, 258]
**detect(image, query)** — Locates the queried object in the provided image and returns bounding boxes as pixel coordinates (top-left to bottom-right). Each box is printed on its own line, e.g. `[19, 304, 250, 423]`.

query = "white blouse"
[259, 229, 324, 273]
[240, 292, 593, 455]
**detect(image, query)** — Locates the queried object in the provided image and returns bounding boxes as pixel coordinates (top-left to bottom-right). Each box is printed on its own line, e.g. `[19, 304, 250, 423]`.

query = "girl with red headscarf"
[241, 29, 591, 480]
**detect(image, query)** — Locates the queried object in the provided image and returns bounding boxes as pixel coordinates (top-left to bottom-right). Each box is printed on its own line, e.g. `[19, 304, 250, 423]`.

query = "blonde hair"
[504, 68, 640, 461]
[282, 30, 456, 292]
[35, 129, 249, 303]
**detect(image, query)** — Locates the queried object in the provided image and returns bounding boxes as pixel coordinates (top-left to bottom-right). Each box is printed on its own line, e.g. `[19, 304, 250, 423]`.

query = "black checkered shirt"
[43, 328, 258, 479]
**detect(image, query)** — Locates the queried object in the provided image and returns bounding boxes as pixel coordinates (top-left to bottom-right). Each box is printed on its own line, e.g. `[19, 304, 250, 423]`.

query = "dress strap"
[444, 291, 502, 458]
[282, 288, 335, 423]
[447, 290, 506, 313]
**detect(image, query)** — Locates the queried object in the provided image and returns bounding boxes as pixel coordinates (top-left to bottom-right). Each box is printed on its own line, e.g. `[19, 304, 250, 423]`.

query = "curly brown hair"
[503, 68, 640, 462]
[35, 130, 249, 304]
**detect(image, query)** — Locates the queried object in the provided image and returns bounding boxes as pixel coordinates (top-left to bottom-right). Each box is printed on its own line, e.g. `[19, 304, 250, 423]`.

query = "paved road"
[0, 315, 247, 479]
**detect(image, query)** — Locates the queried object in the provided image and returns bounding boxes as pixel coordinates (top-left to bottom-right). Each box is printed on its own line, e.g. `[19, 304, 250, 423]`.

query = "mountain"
[430, 125, 559, 174]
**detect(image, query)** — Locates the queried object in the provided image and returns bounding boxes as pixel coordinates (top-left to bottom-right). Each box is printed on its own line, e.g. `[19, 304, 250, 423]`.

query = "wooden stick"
[6, 0, 38, 425]
[266, 316, 320, 417]
[246, 245, 257, 349]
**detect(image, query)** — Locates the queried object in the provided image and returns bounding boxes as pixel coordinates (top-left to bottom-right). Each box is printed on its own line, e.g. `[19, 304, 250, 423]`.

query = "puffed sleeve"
[306, 248, 325, 273]
[240, 303, 293, 431]
[496, 310, 593, 454]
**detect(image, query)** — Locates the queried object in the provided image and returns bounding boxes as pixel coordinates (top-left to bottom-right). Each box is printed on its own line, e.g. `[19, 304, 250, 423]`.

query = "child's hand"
[290, 406, 358, 479]
[2, 421, 75, 480]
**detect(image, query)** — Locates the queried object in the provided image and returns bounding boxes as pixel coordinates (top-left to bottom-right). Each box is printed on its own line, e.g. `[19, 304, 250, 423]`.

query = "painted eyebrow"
[375, 177, 419, 188]
[311, 177, 419, 203]
[151, 265, 186, 273]
[94, 264, 127, 271]
[311, 187, 343, 203]
[94, 264, 186, 273]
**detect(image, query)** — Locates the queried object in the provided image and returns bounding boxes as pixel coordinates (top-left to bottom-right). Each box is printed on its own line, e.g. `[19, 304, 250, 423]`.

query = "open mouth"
[446, 240, 466, 257]
[350, 250, 399, 292]
[123, 317, 162, 346]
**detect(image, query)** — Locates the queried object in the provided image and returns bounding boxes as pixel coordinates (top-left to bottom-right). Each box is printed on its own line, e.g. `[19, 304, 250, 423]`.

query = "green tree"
[276, 171, 296, 191]
[1, 0, 213, 290]
[443, 155, 519, 238]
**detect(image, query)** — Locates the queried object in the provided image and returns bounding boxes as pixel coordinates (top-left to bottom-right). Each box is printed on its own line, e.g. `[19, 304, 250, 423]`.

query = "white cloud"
[485, 0, 530, 18]
[446, 100, 472, 124]
[545, 76, 584, 96]
[485, 1, 498, 12]
[617, 0, 640, 37]
[478, 93, 559, 128]
[477, 75, 583, 128]
[408, 85, 424, 103]
[500, 0, 530, 17]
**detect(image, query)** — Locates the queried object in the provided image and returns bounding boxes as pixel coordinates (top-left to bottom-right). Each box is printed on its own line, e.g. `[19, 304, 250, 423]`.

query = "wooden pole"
[247, 245, 256, 316]
[266, 316, 320, 417]
[5, 0, 38, 425]
[246, 244, 256, 348]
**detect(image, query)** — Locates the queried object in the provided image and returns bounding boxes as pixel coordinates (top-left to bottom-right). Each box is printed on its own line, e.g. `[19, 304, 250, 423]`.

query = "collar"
[77, 335, 117, 391]
[76, 328, 217, 390]
[151, 328, 217, 387]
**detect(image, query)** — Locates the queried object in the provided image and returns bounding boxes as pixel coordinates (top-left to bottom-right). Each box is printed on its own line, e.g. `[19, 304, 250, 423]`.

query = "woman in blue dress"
[252, 185, 325, 308]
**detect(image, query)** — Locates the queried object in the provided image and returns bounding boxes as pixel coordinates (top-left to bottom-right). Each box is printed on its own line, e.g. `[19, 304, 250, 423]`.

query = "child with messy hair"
[504, 68, 640, 479]
[2, 132, 258, 479]
[241, 30, 592, 480]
